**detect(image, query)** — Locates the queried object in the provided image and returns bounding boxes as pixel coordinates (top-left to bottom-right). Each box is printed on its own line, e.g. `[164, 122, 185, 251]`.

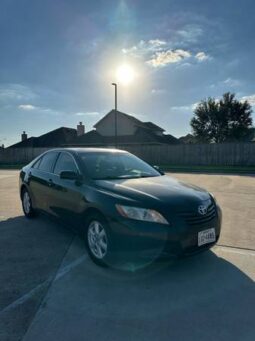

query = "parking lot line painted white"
[0, 279, 51, 316]
[0, 254, 88, 316]
[215, 245, 255, 256]
[54, 255, 88, 281]
[0, 244, 254, 317]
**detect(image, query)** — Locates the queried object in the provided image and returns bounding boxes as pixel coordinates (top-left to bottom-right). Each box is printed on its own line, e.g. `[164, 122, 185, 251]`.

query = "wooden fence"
[0, 143, 255, 166]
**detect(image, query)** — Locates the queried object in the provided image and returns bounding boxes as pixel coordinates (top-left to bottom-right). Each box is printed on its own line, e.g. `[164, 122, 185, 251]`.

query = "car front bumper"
[109, 208, 222, 259]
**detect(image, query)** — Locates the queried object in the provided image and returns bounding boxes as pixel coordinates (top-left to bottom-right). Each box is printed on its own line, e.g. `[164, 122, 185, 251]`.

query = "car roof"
[45, 147, 129, 155]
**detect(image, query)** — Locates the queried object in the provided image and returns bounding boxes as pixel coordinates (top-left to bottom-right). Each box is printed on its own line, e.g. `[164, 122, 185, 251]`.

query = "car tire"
[85, 214, 114, 267]
[21, 188, 36, 218]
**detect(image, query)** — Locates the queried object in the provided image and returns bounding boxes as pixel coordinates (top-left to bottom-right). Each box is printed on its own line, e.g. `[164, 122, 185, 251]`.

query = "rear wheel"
[21, 189, 36, 218]
[85, 215, 113, 267]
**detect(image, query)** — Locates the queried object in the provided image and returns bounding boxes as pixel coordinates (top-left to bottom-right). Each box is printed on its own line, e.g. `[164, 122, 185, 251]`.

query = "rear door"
[28, 151, 59, 212]
[47, 152, 85, 227]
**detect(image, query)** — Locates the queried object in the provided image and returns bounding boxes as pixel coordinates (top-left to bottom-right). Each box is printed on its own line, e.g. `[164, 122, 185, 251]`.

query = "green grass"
[160, 165, 255, 174]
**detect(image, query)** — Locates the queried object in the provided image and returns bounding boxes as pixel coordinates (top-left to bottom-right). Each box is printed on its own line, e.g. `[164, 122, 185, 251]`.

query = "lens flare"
[116, 64, 135, 85]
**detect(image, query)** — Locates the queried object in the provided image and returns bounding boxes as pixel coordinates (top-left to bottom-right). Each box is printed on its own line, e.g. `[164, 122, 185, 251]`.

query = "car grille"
[180, 203, 217, 227]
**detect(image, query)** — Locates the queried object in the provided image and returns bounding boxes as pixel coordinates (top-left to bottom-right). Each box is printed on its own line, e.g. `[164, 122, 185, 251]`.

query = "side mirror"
[153, 165, 165, 175]
[59, 170, 80, 180]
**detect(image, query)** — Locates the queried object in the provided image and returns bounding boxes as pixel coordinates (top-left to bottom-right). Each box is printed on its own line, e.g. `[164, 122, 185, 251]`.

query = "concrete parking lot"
[0, 170, 254, 341]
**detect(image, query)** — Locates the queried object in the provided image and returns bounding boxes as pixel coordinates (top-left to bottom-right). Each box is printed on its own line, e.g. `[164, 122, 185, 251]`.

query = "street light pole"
[111, 83, 118, 148]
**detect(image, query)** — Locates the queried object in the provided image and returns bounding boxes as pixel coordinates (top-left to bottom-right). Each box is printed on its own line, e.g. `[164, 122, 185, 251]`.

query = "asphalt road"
[0, 170, 254, 341]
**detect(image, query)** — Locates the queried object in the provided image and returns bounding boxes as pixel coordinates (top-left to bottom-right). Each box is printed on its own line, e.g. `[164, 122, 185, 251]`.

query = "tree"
[190, 92, 253, 143]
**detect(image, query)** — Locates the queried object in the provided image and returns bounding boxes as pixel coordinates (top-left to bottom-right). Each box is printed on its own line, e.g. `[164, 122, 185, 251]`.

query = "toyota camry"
[19, 148, 222, 266]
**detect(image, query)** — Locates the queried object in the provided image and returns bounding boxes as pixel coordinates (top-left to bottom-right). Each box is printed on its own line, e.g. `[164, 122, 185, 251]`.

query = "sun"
[116, 64, 135, 85]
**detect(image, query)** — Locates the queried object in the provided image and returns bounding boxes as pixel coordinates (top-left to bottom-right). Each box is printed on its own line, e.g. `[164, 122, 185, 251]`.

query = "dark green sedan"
[19, 148, 222, 266]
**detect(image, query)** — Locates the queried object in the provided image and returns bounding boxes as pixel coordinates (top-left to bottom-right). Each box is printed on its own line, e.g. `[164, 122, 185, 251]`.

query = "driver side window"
[54, 152, 78, 175]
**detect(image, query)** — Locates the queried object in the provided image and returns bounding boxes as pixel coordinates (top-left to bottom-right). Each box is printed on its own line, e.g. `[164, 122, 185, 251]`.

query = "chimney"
[77, 122, 85, 136]
[21, 131, 27, 141]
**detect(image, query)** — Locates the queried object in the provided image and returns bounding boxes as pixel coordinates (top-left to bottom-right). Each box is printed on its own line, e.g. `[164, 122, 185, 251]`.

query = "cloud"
[0, 84, 37, 103]
[171, 105, 191, 111]
[147, 49, 191, 67]
[176, 62, 192, 69]
[122, 39, 168, 57]
[123, 24, 204, 61]
[171, 103, 198, 112]
[151, 88, 167, 94]
[18, 104, 36, 110]
[223, 78, 242, 87]
[210, 78, 242, 90]
[40, 108, 62, 115]
[147, 39, 167, 49]
[75, 112, 100, 116]
[122, 39, 209, 68]
[241, 94, 255, 106]
[195, 52, 210, 61]
[18, 103, 62, 115]
[177, 25, 203, 43]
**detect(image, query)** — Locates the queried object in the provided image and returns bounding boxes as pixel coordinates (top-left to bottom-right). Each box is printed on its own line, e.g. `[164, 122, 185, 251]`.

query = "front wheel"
[85, 215, 113, 267]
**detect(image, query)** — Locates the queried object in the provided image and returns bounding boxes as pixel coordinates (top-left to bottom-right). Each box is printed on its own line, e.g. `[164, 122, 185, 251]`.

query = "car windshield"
[79, 152, 161, 180]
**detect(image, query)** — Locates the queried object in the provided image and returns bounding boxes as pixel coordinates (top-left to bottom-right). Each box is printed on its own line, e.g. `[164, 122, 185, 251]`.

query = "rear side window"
[32, 157, 42, 169]
[53, 152, 78, 175]
[38, 152, 58, 173]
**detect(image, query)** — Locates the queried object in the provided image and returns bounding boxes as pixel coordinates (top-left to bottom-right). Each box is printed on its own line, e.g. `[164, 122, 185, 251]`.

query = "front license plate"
[198, 228, 216, 246]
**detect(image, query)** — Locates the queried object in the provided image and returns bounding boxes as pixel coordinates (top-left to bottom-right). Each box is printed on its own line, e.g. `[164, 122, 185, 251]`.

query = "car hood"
[95, 175, 210, 211]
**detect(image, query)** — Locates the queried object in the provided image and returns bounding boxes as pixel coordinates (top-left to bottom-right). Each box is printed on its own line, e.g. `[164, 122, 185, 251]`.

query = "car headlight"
[116, 204, 168, 225]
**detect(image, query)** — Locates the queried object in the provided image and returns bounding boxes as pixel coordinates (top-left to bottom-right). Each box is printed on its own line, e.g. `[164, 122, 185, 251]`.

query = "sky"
[0, 0, 255, 146]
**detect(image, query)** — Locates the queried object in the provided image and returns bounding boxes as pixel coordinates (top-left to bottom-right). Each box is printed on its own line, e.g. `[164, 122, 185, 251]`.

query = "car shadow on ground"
[0, 215, 74, 341]
[23, 232, 255, 341]
[0, 215, 255, 341]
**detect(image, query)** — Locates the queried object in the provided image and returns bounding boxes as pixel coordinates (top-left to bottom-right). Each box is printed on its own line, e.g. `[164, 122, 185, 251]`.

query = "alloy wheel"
[87, 220, 108, 259]
[23, 191, 31, 215]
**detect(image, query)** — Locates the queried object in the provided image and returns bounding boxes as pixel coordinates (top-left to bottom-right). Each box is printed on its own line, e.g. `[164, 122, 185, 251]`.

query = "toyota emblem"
[198, 205, 207, 215]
